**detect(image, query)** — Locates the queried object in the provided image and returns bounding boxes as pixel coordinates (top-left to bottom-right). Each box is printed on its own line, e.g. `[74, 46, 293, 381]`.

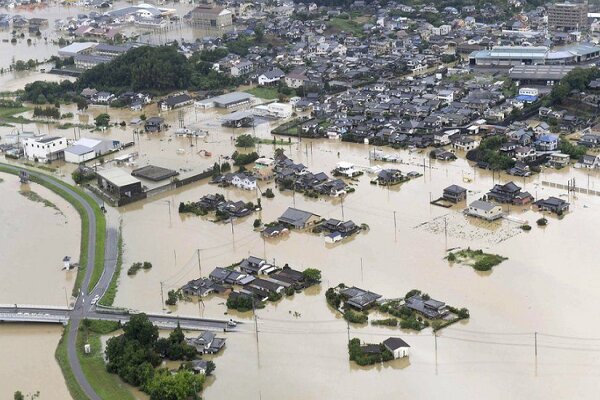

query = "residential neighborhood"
[2, 0, 600, 398]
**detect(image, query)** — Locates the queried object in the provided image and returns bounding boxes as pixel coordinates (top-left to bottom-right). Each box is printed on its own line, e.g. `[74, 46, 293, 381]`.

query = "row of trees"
[32, 106, 60, 119]
[105, 314, 207, 400]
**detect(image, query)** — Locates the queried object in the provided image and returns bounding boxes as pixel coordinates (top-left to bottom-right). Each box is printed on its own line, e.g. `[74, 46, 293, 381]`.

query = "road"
[0, 164, 237, 400]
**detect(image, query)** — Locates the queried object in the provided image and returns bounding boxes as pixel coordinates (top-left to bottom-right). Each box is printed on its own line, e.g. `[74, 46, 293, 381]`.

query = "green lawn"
[245, 86, 280, 100]
[327, 17, 365, 36]
[0, 106, 31, 125]
[78, 321, 135, 400]
[55, 324, 90, 400]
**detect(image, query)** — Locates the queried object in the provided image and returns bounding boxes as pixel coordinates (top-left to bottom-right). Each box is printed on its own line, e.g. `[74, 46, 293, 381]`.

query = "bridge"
[0, 163, 239, 400]
[0, 305, 238, 332]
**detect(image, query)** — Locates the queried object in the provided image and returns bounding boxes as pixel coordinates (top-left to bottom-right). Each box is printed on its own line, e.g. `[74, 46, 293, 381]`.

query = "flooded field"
[0, 171, 80, 305]
[0, 324, 71, 400]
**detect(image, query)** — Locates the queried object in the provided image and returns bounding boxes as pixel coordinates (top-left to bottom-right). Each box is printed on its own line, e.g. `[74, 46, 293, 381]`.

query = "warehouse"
[470, 44, 600, 67]
[97, 168, 143, 200]
[509, 65, 578, 85]
[195, 92, 255, 109]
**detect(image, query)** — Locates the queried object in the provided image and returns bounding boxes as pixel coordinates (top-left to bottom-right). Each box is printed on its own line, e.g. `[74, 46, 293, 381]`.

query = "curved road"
[1, 164, 237, 400]
[1, 164, 107, 400]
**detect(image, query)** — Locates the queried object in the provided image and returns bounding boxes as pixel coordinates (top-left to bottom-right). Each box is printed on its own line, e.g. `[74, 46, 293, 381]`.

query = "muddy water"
[4, 98, 600, 397]
[1, 8, 600, 395]
[0, 172, 80, 305]
[0, 324, 71, 399]
[99, 109, 600, 399]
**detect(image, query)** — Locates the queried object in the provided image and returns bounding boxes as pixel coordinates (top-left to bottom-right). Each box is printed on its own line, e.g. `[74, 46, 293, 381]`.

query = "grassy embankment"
[0, 164, 112, 398]
[78, 320, 135, 400]
[56, 320, 134, 400]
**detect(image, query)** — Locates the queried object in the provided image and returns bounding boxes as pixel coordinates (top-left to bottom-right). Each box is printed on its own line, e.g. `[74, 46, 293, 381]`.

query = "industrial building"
[195, 92, 254, 109]
[508, 64, 579, 85]
[23, 136, 67, 162]
[64, 138, 120, 164]
[470, 44, 600, 66]
[96, 168, 143, 200]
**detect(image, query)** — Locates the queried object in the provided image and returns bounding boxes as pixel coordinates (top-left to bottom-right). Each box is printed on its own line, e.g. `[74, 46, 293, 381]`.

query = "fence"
[541, 180, 600, 196]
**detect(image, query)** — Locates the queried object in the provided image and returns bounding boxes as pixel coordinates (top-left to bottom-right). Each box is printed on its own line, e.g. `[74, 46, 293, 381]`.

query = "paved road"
[1, 164, 237, 400]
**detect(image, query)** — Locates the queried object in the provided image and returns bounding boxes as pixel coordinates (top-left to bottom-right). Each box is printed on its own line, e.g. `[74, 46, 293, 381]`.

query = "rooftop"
[97, 168, 141, 187]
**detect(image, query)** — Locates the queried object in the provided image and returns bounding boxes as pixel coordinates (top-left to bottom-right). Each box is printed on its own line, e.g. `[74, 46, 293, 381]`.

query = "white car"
[90, 295, 100, 305]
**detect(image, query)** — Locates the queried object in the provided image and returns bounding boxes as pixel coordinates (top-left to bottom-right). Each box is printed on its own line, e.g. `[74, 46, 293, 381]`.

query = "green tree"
[14, 391, 24, 400]
[123, 313, 159, 346]
[145, 369, 204, 400]
[302, 268, 322, 283]
[76, 97, 88, 111]
[235, 134, 256, 148]
[95, 113, 110, 127]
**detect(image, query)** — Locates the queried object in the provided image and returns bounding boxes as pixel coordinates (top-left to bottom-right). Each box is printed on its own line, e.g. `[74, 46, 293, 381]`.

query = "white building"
[335, 162, 361, 177]
[257, 68, 285, 86]
[64, 137, 120, 164]
[231, 174, 257, 190]
[253, 102, 293, 119]
[466, 200, 503, 221]
[383, 337, 410, 359]
[518, 87, 539, 97]
[23, 136, 67, 162]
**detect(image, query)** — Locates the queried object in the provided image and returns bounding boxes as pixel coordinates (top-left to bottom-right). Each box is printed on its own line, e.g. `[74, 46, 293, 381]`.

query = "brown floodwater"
[5, 100, 600, 399]
[0, 172, 80, 305]
[0, 324, 71, 399]
[3, 8, 600, 395]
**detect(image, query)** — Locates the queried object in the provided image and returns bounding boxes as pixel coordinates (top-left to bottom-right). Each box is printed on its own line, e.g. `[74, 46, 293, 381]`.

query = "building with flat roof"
[23, 136, 67, 162]
[97, 168, 143, 200]
[470, 44, 600, 66]
[548, 2, 589, 32]
[189, 4, 233, 31]
[509, 64, 579, 85]
[58, 42, 98, 58]
[195, 92, 254, 109]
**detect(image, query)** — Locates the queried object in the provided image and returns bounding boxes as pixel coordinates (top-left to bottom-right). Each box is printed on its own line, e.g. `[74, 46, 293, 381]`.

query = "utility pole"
[196, 249, 202, 277]
[341, 195, 345, 220]
[230, 217, 235, 242]
[360, 257, 363, 283]
[534, 331, 538, 358]
[444, 217, 448, 250]
[160, 281, 165, 310]
[63, 287, 68, 308]
[434, 332, 438, 375]
[347, 319, 350, 342]
[164, 200, 172, 225]
[393, 211, 397, 242]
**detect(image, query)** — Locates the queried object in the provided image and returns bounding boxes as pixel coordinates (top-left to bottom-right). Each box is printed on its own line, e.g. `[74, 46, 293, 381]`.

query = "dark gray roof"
[383, 337, 410, 350]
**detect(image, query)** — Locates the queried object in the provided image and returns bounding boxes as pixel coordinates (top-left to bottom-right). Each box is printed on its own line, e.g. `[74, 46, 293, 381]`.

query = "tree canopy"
[78, 46, 191, 92]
